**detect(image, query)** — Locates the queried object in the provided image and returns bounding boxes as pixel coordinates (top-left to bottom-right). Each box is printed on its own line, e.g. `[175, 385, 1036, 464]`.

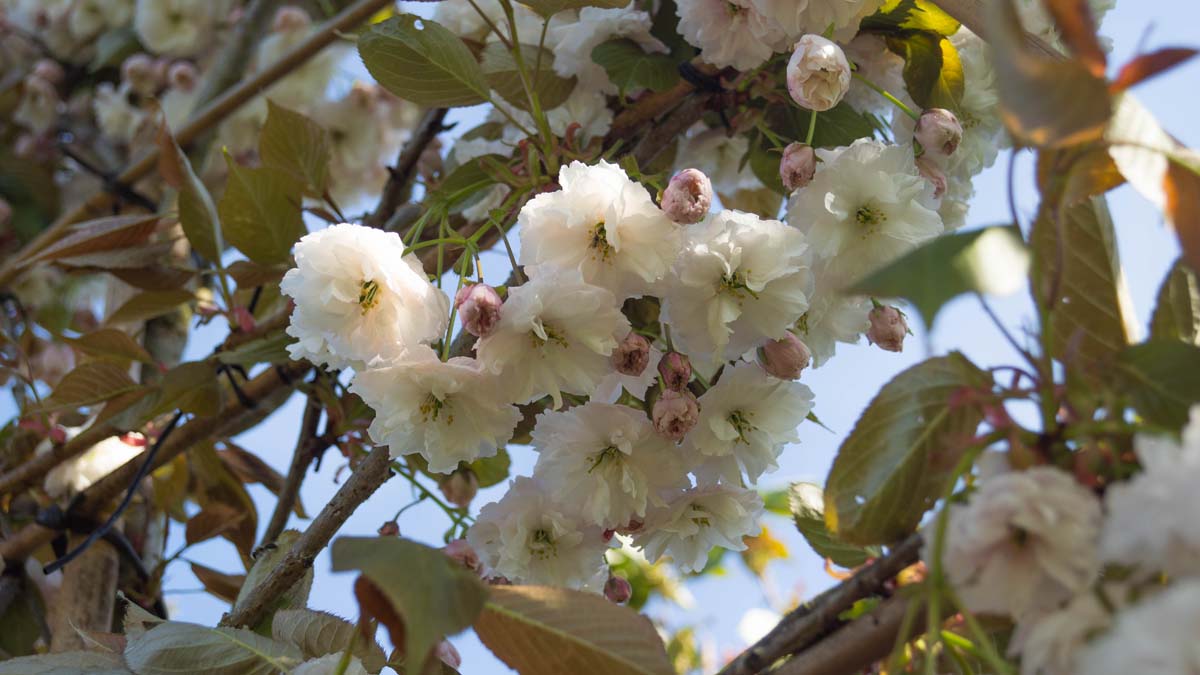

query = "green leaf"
[63, 329, 156, 364]
[475, 585, 674, 675]
[847, 225, 1030, 328]
[104, 290, 193, 328]
[1114, 340, 1200, 430]
[123, 621, 303, 675]
[885, 31, 963, 112]
[521, 0, 628, 18]
[157, 124, 222, 263]
[331, 537, 487, 668]
[150, 360, 223, 417]
[987, 0, 1111, 147]
[747, 136, 786, 196]
[216, 333, 294, 368]
[271, 609, 388, 674]
[1030, 196, 1137, 365]
[0, 576, 47, 658]
[763, 102, 876, 151]
[469, 447, 511, 488]
[260, 100, 332, 197]
[1151, 259, 1200, 345]
[426, 154, 504, 213]
[824, 353, 991, 545]
[0, 652, 132, 674]
[42, 361, 141, 410]
[789, 482, 882, 567]
[358, 14, 490, 107]
[481, 42, 576, 112]
[861, 0, 960, 35]
[218, 154, 306, 265]
[591, 39, 680, 95]
[190, 443, 259, 568]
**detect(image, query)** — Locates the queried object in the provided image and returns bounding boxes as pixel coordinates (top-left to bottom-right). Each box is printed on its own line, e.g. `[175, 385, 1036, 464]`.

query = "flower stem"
[805, 108, 818, 145]
[852, 72, 920, 121]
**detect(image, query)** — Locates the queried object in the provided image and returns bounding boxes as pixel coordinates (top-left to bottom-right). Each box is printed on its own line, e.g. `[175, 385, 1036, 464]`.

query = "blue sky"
[12, 1, 1199, 672]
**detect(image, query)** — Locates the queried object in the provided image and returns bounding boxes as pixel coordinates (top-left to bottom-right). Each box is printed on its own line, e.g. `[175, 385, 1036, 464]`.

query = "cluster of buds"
[652, 351, 699, 441]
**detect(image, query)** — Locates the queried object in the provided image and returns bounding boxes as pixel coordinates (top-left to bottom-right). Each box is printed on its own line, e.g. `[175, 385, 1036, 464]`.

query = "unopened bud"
[867, 305, 908, 352]
[758, 332, 811, 380]
[121, 53, 160, 96]
[915, 156, 947, 199]
[272, 6, 311, 32]
[442, 539, 482, 574]
[378, 520, 399, 537]
[438, 469, 479, 509]
[435, 640, 462, 670]
[612, 332, 651, 376]
[166, 61, 198, 92]
[915, 108, 962, 160]
[604, 574, 633, 604]
[32, 59, 63, 85]
[455, 283, 502, 338]
[779, 142, 816, 192]
[661, 168, 712, 224]
[652, 388, 700, 441]
[787, 35, 851, 112]
[657, 352, 692, 391]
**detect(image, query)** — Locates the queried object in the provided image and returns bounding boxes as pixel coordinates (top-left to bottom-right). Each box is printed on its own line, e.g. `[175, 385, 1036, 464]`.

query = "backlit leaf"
[1150, 260, 1200, 345]
[63, 329, 155, 364]
[157, 123, 222, 262]
[25, 214, 161, 264]
[103, 290, 193, 327]
[260, 100, 332, 196]
[886, 31, 963, 112]
[190, 563, 246, 605]
[1111, 47, 1199, 92]
[482, 42, 576, 111]
[358, 15, 490, 107]
[1114, 340, 1200, 430]
[789, 482, 880, 568]
[1042, 0, 1106, 77]
[219, 155, 305, 265]
[42, 361, 141, 410]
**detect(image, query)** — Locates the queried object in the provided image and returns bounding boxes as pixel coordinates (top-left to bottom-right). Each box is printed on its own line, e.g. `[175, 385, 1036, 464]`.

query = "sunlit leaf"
[218, 154, 306, 265]
[1150, 260, 1200, 345]
[861, 0, 960, 35]
[1165, 159, 1200, 275]
[468, 448, 511, 488]
[1114, 340, 1200, 430]
[789, 482, 880, 568]
[42, 361, 141, 410]
[885, 31, 963, 111]
[740, 526, 788, 577]
[358, 15, 490, 107]
[260, 100, 332, 197]
[103, 290, 193, 327]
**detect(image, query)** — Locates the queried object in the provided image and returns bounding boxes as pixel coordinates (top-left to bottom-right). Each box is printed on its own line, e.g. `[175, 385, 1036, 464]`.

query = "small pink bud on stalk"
[604, 574, 633, 604]
[442, 539, 483, 574]
[454, 283, 502, 338]
[915, 156, 947, 199]
[661, 168, 713, 224]
[231, 306, 256, 333]
[121, 54, 159, 96]
[657, 351, 692, 391]
[438, 469, 479, 509]
[167, 61, 198, 92]
[914, 108, 963, 160]
[612, 332, 651, 376]
[787, 35, 851, 112]
[779, 142, 816, 191]
[377, 520, 400, 537]
[758, 332, 811, 380]
[867, 305, 908, 352]
[32, 59, 64, 85]
[653, 388, 700, 441]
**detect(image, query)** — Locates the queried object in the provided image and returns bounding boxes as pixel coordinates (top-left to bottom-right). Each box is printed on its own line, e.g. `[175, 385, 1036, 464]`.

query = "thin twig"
[363, 108, 449, 230]
[261, 391, 325, 547]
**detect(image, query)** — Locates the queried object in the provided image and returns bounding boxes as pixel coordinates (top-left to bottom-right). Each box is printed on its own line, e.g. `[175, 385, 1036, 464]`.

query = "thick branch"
[0, 0, 393, 289]
[220, 444, 393, 629]
[719, 534, 922, 675]
[931, 0, 1059, 56]
[0, 362, 308, 563]
[260, 391, 325, 547]
[364, 108, 449, 230]
[770, 595, 920, 675]
[633, 92, 717, 168]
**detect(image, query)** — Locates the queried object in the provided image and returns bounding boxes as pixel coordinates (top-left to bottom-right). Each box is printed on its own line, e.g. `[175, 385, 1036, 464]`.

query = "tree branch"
[260, 391, 325, 547]
[364, 108, 449, 230]
[719, 534, 923, 675]
[769, 594, 920, 675]
[220, 444, 393, 629]
[931, 0, 1059, 56]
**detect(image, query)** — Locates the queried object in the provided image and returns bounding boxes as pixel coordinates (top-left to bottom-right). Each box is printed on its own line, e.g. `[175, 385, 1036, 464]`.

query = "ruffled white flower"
[663, 210, 812, 365]
[468, 476, 608, 587]
[1009, 593, 1110, 675]
[1099, 406, 1200, 580]
[293, 653, 368, 675]
[474, 269, 630, 408]
[930, 467, 1102, 619]
[551, 4, 667, 94]
[520, 160, 680, 299]
[786, 34, 851, 112]
[676, 0, 788, 71]
[676, 129, 761, 198]
[350, 349, 520, 474]
[787, 138, 942, 283]
[751, 0, 884, 43]
[1077, 580, 1200, 675]
[93, 82, 145, 144]
[532, 402, 688, 529]
[135, 0, 228, 57]
[797, 261, 870, 367]
[281, 223, 449, 370]
[595, 344, 663, 403]
[44, 433, 144, 499]
[688, 362, 813, 484]
[842, 34, 906, 117]
[635, 484, 763, 572]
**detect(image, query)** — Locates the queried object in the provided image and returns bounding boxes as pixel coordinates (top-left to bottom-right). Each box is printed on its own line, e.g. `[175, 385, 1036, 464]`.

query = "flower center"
[588, 445, 622, 473]
[719, 272, 759, 300]
[690, 504, 711, 527]
[589, 221, 614, 262]
[530, 321, 569, 349]
[419, 394, 453, 424]
[529, 528, 557, 560]
[358, 280, 381, 314]
[855, 203, 887, 228]
[728, 410, 755, 444]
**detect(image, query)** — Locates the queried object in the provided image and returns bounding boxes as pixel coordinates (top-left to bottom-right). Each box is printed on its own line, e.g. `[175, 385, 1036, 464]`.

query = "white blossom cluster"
[925, 407, 1200, 675]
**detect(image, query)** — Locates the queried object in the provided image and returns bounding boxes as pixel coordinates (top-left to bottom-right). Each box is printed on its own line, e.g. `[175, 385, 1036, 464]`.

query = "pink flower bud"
[915, 156, 947, 199]
[231, 306, 256, 333]
[787, 35, 851, 112]
[121, 53, 160, 96]
[435, 640, 462, 670]
[604, 574, 633, 604]
[611, 332, 651, 376]
[652, 389, 700, 441]
[272, 6, 311, 32]
[442, 539, 482, 574]
[867, 305, 908, 352]
[455, 283, 502, 338]
[779, 142, 816, 191]
[758, 332, 811, 380]
[915, 108, 962, 159]
[32, 59, 63, 85]
[166, 61, 198, 92]
[657, 352, 691, 391]
[661, 168, 712, 224]
[438, 469, 479, 509]
[378, 520, 399, 536]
